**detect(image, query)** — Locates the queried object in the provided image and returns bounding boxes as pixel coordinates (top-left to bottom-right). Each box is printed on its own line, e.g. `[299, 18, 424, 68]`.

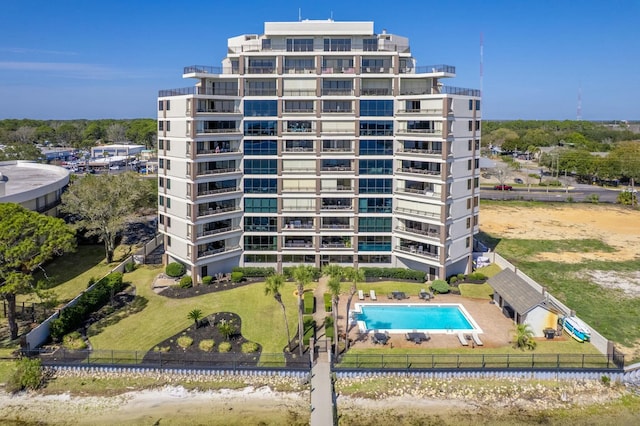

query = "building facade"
[157, 20, 481, 283]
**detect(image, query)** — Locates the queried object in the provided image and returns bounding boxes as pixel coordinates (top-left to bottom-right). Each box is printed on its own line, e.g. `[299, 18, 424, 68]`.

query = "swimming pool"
[352, 303, 482, 334]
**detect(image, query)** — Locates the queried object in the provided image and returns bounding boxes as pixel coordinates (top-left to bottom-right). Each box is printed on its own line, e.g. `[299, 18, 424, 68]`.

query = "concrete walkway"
[310, 276, 337, 426]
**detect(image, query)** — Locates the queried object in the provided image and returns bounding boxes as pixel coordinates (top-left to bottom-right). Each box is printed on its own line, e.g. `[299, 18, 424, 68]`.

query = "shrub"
[218, 342, 232, 352]
[202, 275, 213, 285]
[231, 267, 275, 277]
[323, 293, 332, 312]
[324, 316, 334, 340]
[6, 358, 45, 393]
[166, 262, 186, 278]
[199, 339, 215, 352]
[586, 193, 600, 204]
[62, 331, 87, 350]
[179, 275, 193, 289]
[431, 279, 450, 294]
[241, 342, 259, 353]
[303, 315, 316, 345]
[153, 346, 170, 352]
[360, 267, 426, 282]
[449, 276, 458, 284]
[467, 272, 487, 281]
[230, 271, 244, 283]
[304, 291, 315, 314]
[124, 262, 136, 273]
[177, 335, 193, 348]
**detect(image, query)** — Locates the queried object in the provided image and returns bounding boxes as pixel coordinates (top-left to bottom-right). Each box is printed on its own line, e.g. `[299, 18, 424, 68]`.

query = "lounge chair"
[472, 333, 484, 346]
[358, 289, 365, 300]
[458, 332, 469, 346]
[370, 289, 377, 301]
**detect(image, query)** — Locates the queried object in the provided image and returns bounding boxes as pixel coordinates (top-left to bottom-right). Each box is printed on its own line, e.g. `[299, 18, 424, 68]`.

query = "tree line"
[0, 118, 157, 161]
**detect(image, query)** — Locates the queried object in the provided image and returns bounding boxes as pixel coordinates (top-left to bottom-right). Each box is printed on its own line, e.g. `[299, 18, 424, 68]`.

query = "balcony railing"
[196, 128, 241, 134]
[283, 222, 314, 229]
[397, 148, 442, 155]
[396, 109, 443, 115]
[197, 187, 238, 196]
[322, 108, 354, 113]
[244, 89, 277, 96]
[321, 67, 355, 74]
[196, 107, 240, 114]
[396, 128, 441, 135]
[399, 167, 441, 176]
[283, 67, 316, 74]
[284, 241, 314, 248]
[361, 67, 392, 74]
[283, 146, 315, 153]
[395, 245, 439, 258]
[321, 186, 353, 192]
[197, 225, 240, 237]
[184, 65, 238, 75]
[197, 206, 239, 217]
[197, 167, 240, 176]
[321, 223, 351, 229]
[197, 245, 241, 258]
[283, 89, 316, 96]
[246, 67, 276, 74]
[361, 88, 391, 96]
[395, 226, 440, 239]
[321, 166, 352, 172]
[394, 207, 440, 219]
[283, 108, 315, 114]
[321, 147, 353, 153]
[284, 127, 314, 133]
[196, 147, 239, 155]
[321, 89, 354, 96]
[321, 242, 348, 248]
[321, 204, 352, 210]
[398, 64, 455, 74]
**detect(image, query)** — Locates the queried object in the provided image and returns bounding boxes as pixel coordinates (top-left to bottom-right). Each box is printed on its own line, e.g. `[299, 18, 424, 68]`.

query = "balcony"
[321, 165, 352, 172]
[321, 89, 354, 96]
[183, 65, 238, 75]
[283, 146, 314, 153]
[320, 222, 352, 230]
[197, 206, 240, 217]
[196, 107, 240, 114]
[321, 67, 355, 74]
[283, 108, 315, 114]
[396, 187, 439, 197]
[283, 221, 314, 230]
[397, 147, 442, 156]
[196, 128, 241, 135]
[360, 88, 391, 96]
[394, 207, 440, 219]
[284, 67, 316, 74]
[361, 67, 392, 74]
[283, 89, 316, 96]
[398, 64, 455, 74]
[321, 203, 352, 211]
[396, 128, 441, 136]
[197, 225, 240, 238]
[246, 67, 276, 74]
[197, 167, 240, 177]
[244, 88, 277, 96]
[398, 167, 441, 176]
[395, 245, 439, 259]
[196, 147, 240, 155]
[197, 187, 239, 197]
[396, 108, 443, 115]
[396, 225, 440, 239]
[284, 239, 314, 248]
[197, 245, 241, 259]
[321, 185, 353, 192]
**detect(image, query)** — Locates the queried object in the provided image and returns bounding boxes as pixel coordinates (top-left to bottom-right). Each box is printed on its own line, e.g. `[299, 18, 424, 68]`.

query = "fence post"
[582, 354, 585, 369]
[531, 353, 535, 368]
[507, 354, 510, 368]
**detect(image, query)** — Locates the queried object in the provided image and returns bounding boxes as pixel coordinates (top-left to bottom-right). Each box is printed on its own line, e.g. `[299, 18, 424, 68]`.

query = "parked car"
[494, 184, 513, 190]
[514, 178, 524, 184]
[109, 165, 121, 170]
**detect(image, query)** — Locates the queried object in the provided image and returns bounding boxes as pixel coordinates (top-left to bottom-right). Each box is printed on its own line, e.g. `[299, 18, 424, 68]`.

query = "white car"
[109, 165, 121, 170]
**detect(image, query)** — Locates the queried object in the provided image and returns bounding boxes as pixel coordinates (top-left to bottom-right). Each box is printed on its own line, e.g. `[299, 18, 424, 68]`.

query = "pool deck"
[340, 293, 516, 350]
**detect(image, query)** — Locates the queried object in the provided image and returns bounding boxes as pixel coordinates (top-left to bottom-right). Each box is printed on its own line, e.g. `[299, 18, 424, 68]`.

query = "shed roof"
[488, 269, 545, 315]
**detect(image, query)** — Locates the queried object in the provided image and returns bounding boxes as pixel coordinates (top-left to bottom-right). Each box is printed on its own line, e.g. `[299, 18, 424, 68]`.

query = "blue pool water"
[355, 304, 474, 331]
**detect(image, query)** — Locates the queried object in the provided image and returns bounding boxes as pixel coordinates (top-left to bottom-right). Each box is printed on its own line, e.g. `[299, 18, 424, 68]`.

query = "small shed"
[488, 269, 560, 337]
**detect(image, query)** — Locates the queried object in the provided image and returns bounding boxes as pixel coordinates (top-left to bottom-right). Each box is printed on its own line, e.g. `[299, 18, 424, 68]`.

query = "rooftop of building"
[0, 161, 69, 200]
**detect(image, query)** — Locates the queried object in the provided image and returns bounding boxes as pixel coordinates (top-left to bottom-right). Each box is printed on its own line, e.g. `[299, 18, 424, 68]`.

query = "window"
[166, 100, 170, 110]
[166, 178, 171, 189]
[166, 198, 171, 208]
[468, 140, 472, 151]
[244, 235, 277, 250]
[469, 99, 474, 110]
[466, 217, 471, 229]
[244, 121, 277, 136]
[261, 38, 271, 50]
[468, 159, 472, 170]
[358, 217, 391, 232]
[475, 139, 480, 150]
[158, 100, 164, 111]
[244, 140, 277, 155]
[475, 158, 479, 169]
[474, 177, 479, 188]
[467, 179, 472, 190]
[244, 198, 277, 213]
[359, 160, 392, 175]
[358, 254, 391, 264]
[285, 100, 314, 113]
[158, 121, 163, 131]
[244, 178, 277, 193]
[467, 198, 472, 209]
[466, 237, 470, 248]
[323, 38, 351, 51]
[166, 236, 171, 247]
[358, 236, 391, 251]
[244, 100, 277, 117]
[284, 57, 314, 71]
[247, 58, 275, 73]
[244, 159, 277, 174]
[159, 195, 164, 206]
[245, 254, 277, 263]
[166, 140, 170, 151]
[166, 216, 171, 227]
[286, 38, 314, 52]
[166, 121, 170, 131]
[475, 100, 481, 110]
[359, 121, 393, 136]
[359, 100, 393, 117]
[322, 100, 351, 113]
[359, 140, 392, 155]
[358, 198, 392, 213]
[166, 159, 171, 170]
[244, 216, 277, 232]
[159, 177, 164, 188]
[159, 158, 164, 169]
[158, 139, 164, 149]
[245, 79, 276, 96]
[406, 100, 420, 112]
[363, 38, 378, 51]
[468, 121, 473, 131]
[476, 120, 481, 131]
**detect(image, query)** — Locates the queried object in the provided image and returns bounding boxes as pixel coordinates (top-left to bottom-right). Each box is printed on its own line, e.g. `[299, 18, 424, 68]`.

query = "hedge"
[361, 267, 426, 282]
[303, 315, 316, 345]
[231, 267, 275, 277]
[165, 262, 185, 278]
[431, 279, 450, 294]
[324, 316, 334, 340]
[323, 293, 332, 312]
[230, 271, 243, 283]
[50, 272, 125, 341]
[304, 291, 315, 314]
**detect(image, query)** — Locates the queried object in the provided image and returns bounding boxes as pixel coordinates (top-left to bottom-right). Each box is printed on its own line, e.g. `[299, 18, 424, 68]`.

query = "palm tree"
[343, 266, 364, 352]
[292, 264, 313, 356]
[327, 276, 342, 358]
[265, 274, 292, 352]
[217, 319, 236, 341]
[513, 323, 537, 351]
[187, 308, 203, 328]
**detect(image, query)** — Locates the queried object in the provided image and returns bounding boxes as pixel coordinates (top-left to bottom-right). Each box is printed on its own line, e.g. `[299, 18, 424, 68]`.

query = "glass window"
[244, 216, 277, 232]
[261, 38, 271, 50]
[284, 57, 314, 71]
[243, 235, 277, 250]
[359, 140, 393, 155]
[244, 100, 277, 117]
[158, 100, 164, 111]
[244, 159, 277, 174]
[244, 140, 277, 155]
[358, 254, 391, 263]
[322, 100, 352, 113]
[359, 160, 392, 175]
[284, 100, 314, 113]
[359, 178, 392, 193]
[244, 178, 277, 193]
[360, 100, 393, 117]
[358, 217, 391, 232]
[358, 236, 391, 251]
[244, 120, 277, 136]
[359, 121, 393, 136]
[245, 254, 277, 263]
[244, 198, 277, 213]
[363, 38, 378, 51]
[358, 197, 392, 213]
[286, 38, 314, 52]
[323, 38, 351, 51]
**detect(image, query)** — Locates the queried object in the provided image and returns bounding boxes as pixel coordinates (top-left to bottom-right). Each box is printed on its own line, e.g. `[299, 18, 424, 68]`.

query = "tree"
[60, 172, 149, 263]
[187, 308, 203, 328]
[83, 122, 105, 144]
[484, 128, 519, 150]
[55, 123, 81, 147]
[292, 264, 313, 356]
[35, 125, 55, 143]
[0, 204, 76, 340]
[126, 119, 157, 149]
[106, 123, 127, 143]
[513, 324, 537, 351]
[11, 127, 36, 144]
[327, 276, 342, 358]
[265, 274, 292, 352]
[342, 266, 364, 353]
[217, 319, 236, 341]
[492, 163, 514, 199]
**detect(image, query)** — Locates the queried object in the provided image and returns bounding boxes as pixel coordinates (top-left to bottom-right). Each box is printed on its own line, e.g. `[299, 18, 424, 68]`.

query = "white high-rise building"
[157, 20, 481, 282]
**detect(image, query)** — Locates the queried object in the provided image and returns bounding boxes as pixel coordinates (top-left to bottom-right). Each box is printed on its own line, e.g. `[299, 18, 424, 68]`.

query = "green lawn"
[89, 265, 299, 355]
[458, 283, 493, 300]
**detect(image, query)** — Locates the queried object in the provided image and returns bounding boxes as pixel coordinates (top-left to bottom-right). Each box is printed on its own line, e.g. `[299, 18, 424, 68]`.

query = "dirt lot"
[480, 204, 640, 263]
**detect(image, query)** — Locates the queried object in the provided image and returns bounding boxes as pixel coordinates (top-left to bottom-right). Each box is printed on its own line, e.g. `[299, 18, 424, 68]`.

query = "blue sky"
[0, 0, 638, 120]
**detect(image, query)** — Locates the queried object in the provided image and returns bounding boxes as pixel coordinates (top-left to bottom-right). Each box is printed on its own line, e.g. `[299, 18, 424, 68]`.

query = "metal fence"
[335, 352, 623, 371]
[31, 348, 311, 371]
